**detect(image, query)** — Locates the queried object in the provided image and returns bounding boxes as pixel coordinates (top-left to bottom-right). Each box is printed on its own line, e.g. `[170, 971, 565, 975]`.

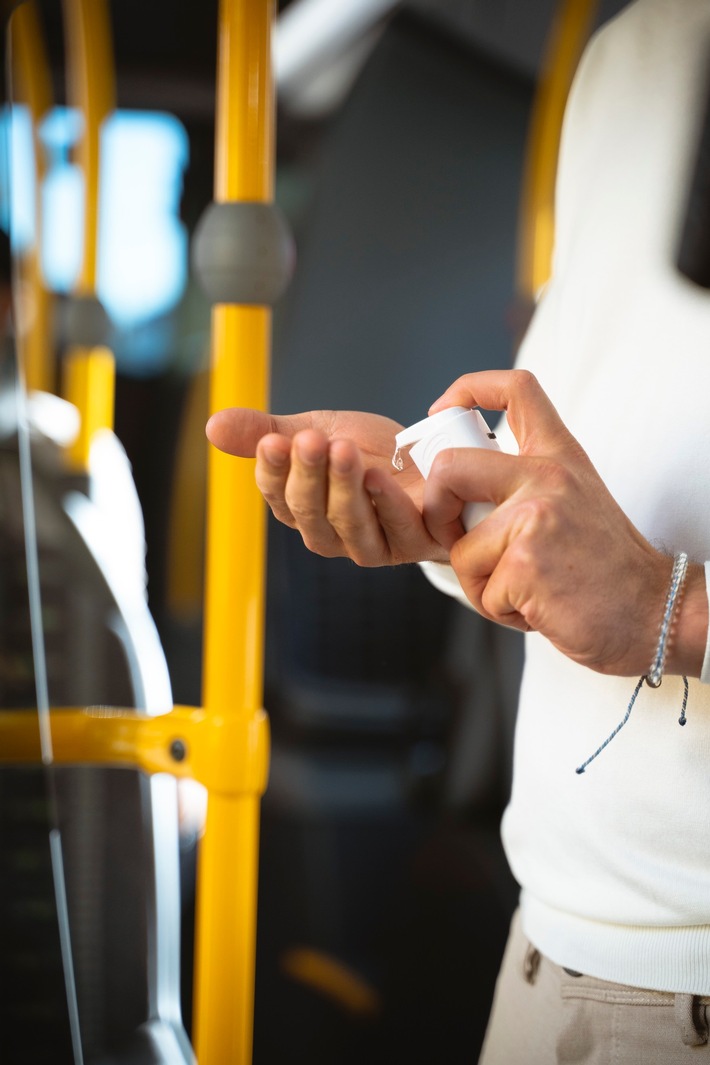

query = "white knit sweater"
[426, 0, 710, 993]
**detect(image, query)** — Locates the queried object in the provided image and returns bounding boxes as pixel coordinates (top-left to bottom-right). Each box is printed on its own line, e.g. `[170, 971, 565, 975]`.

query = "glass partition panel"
[1, 3, 193, 1062]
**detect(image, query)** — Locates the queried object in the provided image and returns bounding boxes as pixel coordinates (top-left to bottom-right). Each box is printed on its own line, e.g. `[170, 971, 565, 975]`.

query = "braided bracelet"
[645, 551, 689, 687]
[576, 552, 690, 774]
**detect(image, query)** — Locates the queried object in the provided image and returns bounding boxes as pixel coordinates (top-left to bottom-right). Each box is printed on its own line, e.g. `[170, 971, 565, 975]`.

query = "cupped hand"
[206, 407, 449, 566]
[423, 369, 707, 678]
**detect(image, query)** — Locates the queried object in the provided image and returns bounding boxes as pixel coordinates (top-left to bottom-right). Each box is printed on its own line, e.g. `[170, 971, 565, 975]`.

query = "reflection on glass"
[34, 106, 189, 333]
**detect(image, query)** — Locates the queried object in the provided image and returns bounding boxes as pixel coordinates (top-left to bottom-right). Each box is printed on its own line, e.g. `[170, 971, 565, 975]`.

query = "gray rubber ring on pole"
[192, 200, 296, 307]
[60, 295, 111, 348]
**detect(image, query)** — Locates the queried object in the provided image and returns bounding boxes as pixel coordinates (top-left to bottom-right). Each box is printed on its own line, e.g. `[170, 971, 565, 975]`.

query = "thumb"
[429, 369, 579, 459]
[206, 407, 313, 457]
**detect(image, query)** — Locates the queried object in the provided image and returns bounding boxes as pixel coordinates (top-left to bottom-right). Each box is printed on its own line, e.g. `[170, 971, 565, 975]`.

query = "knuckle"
[510, 368, 539, 396]
[284, 487, 323, 524]
[260, 485, 286, 509]
[325, 505, 360, 539]
[506, 541, 541, 585]
[537, 458, 575, 494]
[517, 494, 560, 538]
[301, 533, 341, 558]
[255, 469, 283, 498]
[385, 534, 414, 567]
[429, 449, 455, 478]
[349, 549, 381, 568]
[450, 373, 475, 392]
[289, 504, 322, 525]
[479, 585, 499, 619]
[506, 503, 561, 580]
[268, 506, 297, 530]
[325, 510, 387, 567]
[258, 485, 299, 529]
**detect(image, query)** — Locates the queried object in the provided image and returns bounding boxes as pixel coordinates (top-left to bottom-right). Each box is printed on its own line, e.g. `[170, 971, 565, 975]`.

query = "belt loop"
[523, 943, 541, 985]
[674, 994, 709, 1046]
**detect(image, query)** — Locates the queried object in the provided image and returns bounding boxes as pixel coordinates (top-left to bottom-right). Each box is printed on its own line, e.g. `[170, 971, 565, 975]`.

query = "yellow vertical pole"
[62, 0, 116, 469]
[192, 0, 274, 1062]
[10, 1, 54, 394]
[517, 0, 598, 299]
[63, 0, 113, 296]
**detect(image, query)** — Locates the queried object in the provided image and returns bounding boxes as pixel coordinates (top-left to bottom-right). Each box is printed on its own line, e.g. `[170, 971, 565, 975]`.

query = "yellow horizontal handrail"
[0, 705, 270, 796]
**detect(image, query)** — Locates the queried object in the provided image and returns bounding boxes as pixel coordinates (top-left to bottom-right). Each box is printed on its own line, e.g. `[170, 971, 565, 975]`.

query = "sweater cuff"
[701, 561, 710, 684]
[418, 560, 473, 609]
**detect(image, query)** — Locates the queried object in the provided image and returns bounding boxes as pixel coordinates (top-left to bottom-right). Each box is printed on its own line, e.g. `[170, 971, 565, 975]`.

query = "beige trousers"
[479, 911, 710, 1065]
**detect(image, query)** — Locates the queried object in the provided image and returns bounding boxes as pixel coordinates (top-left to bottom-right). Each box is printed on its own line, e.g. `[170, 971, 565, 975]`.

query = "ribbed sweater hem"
[521, 892, 710, 995]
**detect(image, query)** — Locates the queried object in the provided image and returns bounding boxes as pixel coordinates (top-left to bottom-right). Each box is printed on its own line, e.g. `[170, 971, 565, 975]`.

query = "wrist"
[664, 561, 709, 679]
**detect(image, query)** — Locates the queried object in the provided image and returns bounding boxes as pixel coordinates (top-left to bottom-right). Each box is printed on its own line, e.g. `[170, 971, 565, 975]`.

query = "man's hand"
[423, 370, 707, 679]
[205, 372, 708, 679]
[206, 407, 449, 566]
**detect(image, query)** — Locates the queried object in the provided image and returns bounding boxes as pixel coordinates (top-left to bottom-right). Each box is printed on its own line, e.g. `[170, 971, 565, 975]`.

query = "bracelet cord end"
[575, 552, 690, 774]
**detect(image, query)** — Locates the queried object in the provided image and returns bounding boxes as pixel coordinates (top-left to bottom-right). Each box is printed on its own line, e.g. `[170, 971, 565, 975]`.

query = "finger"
[285, 429, 342, 555]
[448, 526, 531, 632]
[425, 447, 535, 544]
[255, 433, 298, 528]
[478, 559, 531, 632]
[428, 369, 582, 459]
[326, 439, 390, 565]
[364, 467, 448, 564]
[206, 407, 316, 457]
[420, 459, 468, 550]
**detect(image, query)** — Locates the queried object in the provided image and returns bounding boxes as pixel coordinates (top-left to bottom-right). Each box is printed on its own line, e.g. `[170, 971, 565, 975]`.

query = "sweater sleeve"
[701, 561, 710, 683]
[418, 560, 473, 609]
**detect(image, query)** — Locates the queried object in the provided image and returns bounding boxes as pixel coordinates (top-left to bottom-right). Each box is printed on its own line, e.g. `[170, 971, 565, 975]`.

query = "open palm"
[206, 406, 448, 565]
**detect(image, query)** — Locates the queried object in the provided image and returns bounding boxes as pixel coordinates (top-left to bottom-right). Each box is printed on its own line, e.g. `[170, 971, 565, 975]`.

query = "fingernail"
[364, 473, 382, 496]
[299, 448, 324, 467]
[263, 445, 287, 467]
[331, 452, 352, 474]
